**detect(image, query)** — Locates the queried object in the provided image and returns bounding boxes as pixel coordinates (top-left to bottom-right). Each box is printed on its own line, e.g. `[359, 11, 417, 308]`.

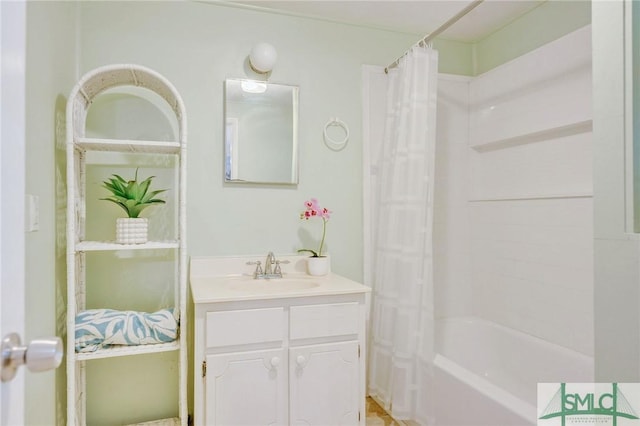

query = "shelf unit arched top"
[67, 64, 187, 145]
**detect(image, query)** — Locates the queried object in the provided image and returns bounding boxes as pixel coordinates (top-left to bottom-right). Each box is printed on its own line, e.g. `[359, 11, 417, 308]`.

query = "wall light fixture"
[249, 42, 277, 74]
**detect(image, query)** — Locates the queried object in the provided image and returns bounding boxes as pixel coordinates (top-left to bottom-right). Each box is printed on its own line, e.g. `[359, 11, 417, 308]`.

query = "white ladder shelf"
[66, 64, 188, 425]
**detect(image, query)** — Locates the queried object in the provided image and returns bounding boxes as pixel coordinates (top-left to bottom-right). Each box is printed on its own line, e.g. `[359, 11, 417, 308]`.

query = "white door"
[206, 348, 287, 425]
[0, 1, 27, 425]
[289, 341, 359, 426]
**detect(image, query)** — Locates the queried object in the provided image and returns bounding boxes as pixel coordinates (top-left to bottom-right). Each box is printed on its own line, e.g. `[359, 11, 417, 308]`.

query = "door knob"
[1, 333, 63, 382]
[296, 355, 306, 366]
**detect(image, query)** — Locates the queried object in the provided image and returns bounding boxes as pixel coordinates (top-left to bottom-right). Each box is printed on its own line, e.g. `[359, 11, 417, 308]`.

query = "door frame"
[0, 0, 27, 424]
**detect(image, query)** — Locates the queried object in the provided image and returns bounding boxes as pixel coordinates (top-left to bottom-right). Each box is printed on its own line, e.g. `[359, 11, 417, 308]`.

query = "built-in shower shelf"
[468, 191, 593, 202]
[75, 137, 180, 154]
[470, 120, 592, 153]
[76, 240, 179, 252]
[125, 417, 181, 426]
[75, 340, 180, 361]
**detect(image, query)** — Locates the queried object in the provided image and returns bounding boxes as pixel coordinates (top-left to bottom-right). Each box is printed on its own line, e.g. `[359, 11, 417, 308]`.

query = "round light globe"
[249, 42, 277, 73]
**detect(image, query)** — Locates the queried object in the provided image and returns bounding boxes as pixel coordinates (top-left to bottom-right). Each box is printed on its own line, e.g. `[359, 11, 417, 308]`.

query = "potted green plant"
[298, 198, 331, 276]
[101, 169, 167, 244]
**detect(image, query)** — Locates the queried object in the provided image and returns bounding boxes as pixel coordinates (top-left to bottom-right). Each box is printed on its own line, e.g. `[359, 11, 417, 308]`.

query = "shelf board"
[125, 417, 181, 426]
[76, 240, 179, 252]
[470, 120, 592, 153]
[76, 137, 181, 154]
[468, 191, 593, 202]
[75, 340, 180, 361]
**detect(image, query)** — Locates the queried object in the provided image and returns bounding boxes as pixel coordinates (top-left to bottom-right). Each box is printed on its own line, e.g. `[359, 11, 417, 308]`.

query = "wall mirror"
[224, 78, 299, 184]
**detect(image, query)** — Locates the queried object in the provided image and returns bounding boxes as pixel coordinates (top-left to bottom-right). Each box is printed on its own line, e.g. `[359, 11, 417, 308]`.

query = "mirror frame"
[224, 78, 299, 185]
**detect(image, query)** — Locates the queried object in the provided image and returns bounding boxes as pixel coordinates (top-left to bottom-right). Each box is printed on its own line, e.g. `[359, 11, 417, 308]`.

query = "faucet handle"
[273, 260, 290, 276]
[246, 260, 263, 277]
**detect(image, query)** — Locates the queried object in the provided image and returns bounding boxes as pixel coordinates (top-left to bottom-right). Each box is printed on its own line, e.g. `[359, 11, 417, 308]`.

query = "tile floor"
[366, 397, 400, 426]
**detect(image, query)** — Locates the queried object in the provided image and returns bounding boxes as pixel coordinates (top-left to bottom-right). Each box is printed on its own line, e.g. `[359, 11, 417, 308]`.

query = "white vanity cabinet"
[287, 302, 361, 425]
[289, 340, 360, 425]
[191, 257, 369, 426]
[206, 347, 288, 425]
[202, 306, 288, 425]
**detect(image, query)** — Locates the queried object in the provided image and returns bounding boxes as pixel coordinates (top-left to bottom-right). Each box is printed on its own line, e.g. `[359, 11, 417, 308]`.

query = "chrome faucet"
[264, 251, 276, 275]
[246, 252, 290, 279]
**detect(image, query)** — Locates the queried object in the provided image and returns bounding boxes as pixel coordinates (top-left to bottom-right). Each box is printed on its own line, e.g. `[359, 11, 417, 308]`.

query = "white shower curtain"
[368, 45, 438, 425]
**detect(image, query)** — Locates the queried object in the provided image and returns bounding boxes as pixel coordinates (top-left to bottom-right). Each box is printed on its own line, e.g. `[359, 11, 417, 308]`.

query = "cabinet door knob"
[270, 356, 280, 367]
[296, 355, 306, 366]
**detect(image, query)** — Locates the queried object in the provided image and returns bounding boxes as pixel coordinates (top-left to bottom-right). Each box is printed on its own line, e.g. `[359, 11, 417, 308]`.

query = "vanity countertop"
[190, 255, 370, 304]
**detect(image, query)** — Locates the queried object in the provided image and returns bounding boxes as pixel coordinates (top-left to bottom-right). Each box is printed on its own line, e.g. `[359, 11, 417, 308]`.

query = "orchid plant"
[298, 198, 331, 258]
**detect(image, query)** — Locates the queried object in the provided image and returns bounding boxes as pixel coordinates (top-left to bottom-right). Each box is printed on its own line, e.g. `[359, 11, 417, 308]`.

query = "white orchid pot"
[306, 256, 330, 276]
[116, 218, 148, 244]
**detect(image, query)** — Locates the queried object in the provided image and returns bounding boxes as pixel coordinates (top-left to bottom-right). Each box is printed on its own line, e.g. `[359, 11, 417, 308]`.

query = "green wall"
[433, 37, 474, 75]
[25, 2, 76, 425]
[76, 0, 416, 284]
[432, 0, 592, 76]
[472, 0, 591, 75]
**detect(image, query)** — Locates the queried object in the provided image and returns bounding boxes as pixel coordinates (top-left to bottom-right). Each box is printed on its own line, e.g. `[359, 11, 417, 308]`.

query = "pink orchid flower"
[298, 198, 332, 257]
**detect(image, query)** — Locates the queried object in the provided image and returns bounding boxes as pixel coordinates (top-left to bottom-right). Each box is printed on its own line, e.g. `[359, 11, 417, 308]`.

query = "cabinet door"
[289, 341, 359, 425]
[206, 348, 287, 425]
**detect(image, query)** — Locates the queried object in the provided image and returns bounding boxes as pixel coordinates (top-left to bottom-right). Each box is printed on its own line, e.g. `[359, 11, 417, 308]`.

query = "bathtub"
[434, 317, 594, 426]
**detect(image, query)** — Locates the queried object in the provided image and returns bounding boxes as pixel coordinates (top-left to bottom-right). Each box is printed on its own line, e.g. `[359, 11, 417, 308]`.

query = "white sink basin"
[227, 278, 321, 292]
[190, 257, 371, 303]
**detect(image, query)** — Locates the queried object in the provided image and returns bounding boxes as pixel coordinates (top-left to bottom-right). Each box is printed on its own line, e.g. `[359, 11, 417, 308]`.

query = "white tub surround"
[469, 26, 592, 154]
[469, 25, 593, 355]
[434, 317, 594, 426]
[190, 255, 370, 426]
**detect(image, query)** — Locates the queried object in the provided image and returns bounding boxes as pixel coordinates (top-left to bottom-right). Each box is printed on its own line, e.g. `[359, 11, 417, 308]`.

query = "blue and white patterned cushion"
[75, 308, 178, 353]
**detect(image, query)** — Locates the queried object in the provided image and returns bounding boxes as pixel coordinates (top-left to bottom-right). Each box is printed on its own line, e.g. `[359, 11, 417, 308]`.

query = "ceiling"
[227, 0, 545, 42]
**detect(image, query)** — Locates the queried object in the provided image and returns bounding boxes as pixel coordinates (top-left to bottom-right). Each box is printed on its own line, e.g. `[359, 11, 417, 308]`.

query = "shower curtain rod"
[384, 0, 485, 74]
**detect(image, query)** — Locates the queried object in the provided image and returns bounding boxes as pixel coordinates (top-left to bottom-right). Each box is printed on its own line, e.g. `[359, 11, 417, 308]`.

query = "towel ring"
[323, 117, 349, 151]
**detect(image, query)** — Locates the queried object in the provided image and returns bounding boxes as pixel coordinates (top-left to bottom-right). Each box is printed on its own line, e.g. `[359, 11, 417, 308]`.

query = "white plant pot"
[116, 218, 148, 244]
[306, 256, 330, 276]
